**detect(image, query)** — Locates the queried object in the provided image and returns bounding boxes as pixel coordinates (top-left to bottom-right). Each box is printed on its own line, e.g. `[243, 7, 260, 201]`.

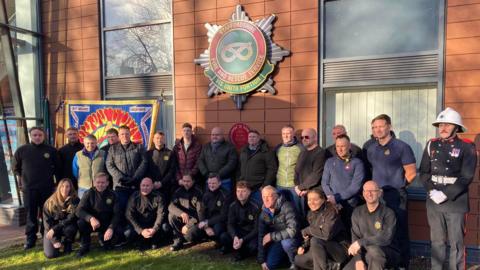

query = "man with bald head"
[344, 181, 400, 270]
[198, 127, 238, 191]
[294, 128, 326, 217]
[125, 177, 168, 250]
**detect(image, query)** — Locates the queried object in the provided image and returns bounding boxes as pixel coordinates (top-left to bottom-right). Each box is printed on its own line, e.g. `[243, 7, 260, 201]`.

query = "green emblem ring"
[209, 21, 267, 85]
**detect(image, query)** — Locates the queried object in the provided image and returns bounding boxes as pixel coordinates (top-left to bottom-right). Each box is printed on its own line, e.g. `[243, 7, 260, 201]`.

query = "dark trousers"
[207, 223, 226, 244]
[168, 213, 205, 243]
[427, 206, 466, 270]
[125, 222, 171, 248]
[24, 188, 52, 242]
[114, 188, 135, 232]
[219, 232, 257, 257]
[43, 224, 77, 258]
[264, 238, 298, 270]
[339, 203, 355, 240]
[344, 246, 400, 270]
[294, 238, 348, 270]
[382, 187, 409, 267]
[77, 219, 119, 249]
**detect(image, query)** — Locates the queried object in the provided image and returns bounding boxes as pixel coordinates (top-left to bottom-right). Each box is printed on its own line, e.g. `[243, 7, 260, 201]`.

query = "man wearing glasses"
[344, 181, 400, 270]
[293, 128, 326, 218]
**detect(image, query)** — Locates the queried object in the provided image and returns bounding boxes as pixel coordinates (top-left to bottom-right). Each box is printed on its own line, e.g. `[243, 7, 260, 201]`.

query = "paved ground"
[0, 225, 24, 249]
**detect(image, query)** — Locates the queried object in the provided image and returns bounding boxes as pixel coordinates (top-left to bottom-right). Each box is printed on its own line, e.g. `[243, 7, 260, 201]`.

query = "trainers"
[170, 239, 183, 251]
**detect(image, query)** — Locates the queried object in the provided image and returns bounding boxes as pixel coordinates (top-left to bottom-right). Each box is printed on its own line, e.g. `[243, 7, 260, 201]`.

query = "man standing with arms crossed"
[420, 108, 477, 270]
[366, 114, 416, 268]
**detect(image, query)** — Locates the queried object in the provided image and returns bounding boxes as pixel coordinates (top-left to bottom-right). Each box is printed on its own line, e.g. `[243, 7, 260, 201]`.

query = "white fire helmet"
[432, 107, 466, 133]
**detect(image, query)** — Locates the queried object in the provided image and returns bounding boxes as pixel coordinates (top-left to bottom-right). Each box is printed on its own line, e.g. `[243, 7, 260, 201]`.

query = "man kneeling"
[76, 172, 121, 257]
[168, 174, 204, 251]
[126, 177, 169, 250]
[220, 181, 260, 261]
[344, 181, 400, 270]
[258, 186, 299, 270]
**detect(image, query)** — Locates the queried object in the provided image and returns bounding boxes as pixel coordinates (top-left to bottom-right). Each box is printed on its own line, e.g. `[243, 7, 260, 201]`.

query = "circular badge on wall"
[209, 21, 267, 85]
[229, 123, 250, 150]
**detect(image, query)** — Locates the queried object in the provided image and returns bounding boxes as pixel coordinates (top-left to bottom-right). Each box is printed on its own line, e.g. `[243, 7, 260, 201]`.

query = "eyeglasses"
[301, 135, 310, 140]
[363, 189, 381, 193]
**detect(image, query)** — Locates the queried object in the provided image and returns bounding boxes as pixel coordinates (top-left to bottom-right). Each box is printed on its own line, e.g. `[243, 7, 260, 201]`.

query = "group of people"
[11, 107, 476, 270]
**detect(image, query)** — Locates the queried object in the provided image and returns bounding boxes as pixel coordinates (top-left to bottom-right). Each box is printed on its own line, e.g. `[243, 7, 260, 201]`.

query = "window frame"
[318, 0, 446, 199]
[100, 0, 173, 97]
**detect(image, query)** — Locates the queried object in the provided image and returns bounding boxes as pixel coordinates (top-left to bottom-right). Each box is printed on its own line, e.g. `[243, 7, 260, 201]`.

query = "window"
[101, 0, 174, 145]
[0, 0, 42, 206]
[324, 0, 439, 59]
[320, 0, 445, 197]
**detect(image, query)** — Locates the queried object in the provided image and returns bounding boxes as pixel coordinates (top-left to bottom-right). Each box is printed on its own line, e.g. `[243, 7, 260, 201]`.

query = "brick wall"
[42, 0, 102, 147]
[444, 0, 480, 248]
[173, 0, 319, 145]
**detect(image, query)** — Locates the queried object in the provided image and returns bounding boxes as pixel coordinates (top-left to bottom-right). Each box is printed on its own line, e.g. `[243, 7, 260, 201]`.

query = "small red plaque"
[229, 123, 250, 150]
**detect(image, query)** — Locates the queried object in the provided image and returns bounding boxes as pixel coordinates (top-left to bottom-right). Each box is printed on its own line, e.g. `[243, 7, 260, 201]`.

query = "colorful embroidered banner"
[64, 100, 159, 148]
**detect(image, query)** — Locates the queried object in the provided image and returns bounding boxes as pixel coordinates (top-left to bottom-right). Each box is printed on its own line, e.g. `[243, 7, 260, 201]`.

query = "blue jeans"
[265, 238, 298, 269]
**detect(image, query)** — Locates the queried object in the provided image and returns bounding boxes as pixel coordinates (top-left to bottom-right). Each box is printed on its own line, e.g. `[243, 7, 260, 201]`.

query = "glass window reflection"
[105, 24, 172, 76]
[4, 0, 39, 32]
[104, 0, 172, 27]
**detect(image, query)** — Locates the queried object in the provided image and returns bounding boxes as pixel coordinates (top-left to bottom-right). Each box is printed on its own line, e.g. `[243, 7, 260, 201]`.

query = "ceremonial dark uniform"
[220, 197, 260, 259]
[168, 186, 204, 243]
[200, 187, 232, 243]
[76, 188, 121, 250]
[43, 197, 80, 258]
[294, 203, 349, 270]
[146, 146, 177, 200]
[344, 203, 400, 270]
[125, 190, 168, 248]
[58, 141, 83, 187]
[13, 142, 60, 244]
[420, 136, 477, 270]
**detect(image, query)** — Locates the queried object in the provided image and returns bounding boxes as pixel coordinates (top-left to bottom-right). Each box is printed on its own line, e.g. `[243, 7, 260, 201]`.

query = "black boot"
[63, 241, 73, 254]
[76, 246, 89, 258]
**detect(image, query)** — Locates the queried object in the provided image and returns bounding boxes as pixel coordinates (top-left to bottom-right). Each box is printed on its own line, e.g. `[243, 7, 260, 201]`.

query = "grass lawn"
[0, 242, 264, 270]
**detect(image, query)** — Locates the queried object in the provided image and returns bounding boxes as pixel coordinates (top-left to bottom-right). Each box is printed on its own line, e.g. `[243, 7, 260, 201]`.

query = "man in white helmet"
[419, 107, 477, 270]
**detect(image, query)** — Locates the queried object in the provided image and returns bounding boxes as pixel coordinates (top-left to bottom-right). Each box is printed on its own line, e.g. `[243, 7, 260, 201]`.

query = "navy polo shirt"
[367, 137, 416, 189]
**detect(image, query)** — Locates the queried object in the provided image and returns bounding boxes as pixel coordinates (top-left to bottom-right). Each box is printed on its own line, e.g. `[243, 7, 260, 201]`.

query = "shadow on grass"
[0, 242, 261, 270]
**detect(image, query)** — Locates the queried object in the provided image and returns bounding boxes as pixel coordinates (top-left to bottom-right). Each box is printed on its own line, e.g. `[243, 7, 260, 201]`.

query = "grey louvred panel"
[324, 54, 438, 85]
[105, 75, 172, 99]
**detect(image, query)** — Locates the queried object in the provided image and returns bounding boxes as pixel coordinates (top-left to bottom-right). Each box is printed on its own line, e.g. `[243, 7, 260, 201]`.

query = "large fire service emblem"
[195, 5, 289, 109]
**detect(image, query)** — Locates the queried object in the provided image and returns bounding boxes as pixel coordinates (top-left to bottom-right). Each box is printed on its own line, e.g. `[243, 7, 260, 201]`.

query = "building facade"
[0, 0, 478, 263]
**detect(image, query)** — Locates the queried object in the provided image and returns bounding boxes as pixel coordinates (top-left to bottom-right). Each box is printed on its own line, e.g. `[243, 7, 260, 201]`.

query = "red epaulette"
[430, 138, 440, 142]
[461, 138, 474, 144]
